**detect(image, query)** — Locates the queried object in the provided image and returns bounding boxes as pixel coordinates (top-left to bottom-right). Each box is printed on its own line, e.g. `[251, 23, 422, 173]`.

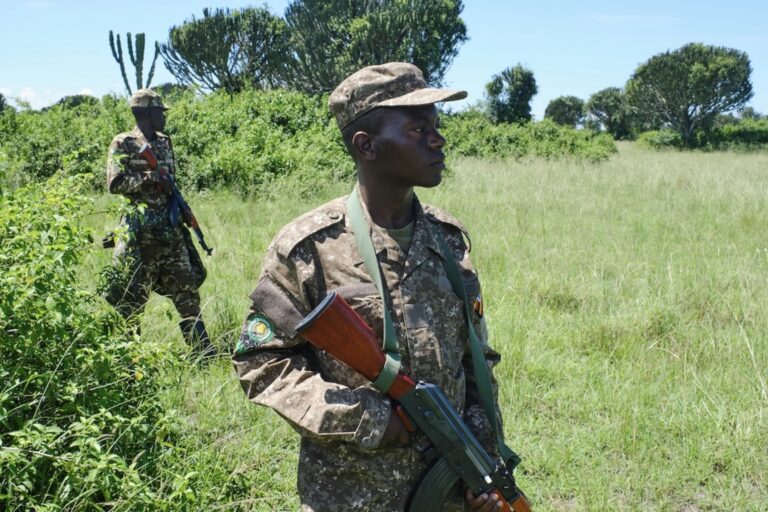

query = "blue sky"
[1, 0, 766, 118]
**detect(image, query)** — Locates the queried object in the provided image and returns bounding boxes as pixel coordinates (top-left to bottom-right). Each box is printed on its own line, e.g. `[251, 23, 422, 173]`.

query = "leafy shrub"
[1, 89, 618, 195]
[0, 175, 184, 510]
[706, 118, 768, 150]
[1, 95, 133, 189]
[637, 129, 684, 149]
[441, 111, 616, 162]
[638, 119, 768, 150]
[167, 88, 353, 195]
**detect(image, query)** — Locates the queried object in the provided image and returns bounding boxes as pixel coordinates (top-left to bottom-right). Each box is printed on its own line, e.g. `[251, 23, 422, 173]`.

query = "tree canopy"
[587, 87, 632, 139]
[283, 0, 468, 93]
[160, 7, 290, 95]
[625, 43, 753, 147]
[485, 64, 538, 124]
[544, 95, 585, 128]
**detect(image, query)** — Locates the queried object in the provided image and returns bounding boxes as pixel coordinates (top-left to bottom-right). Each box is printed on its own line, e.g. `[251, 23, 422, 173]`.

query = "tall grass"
[82, 143, 767, 510]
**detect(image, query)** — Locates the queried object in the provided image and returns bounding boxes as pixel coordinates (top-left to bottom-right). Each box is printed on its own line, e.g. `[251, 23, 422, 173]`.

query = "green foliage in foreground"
[68, 145, 768, 510]
[0, 175, 184, 510]
[0, 88, 617, 194]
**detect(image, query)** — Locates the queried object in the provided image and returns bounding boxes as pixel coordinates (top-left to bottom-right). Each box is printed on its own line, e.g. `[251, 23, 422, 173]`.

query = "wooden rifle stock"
[294, 292, 415, 399]
[138, 143, 159, 170]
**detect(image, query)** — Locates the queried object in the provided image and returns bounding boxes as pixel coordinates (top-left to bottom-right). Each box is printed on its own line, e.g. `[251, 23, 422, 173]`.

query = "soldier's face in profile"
[372, 105, 446, 189]
[148, 108, 166, 132]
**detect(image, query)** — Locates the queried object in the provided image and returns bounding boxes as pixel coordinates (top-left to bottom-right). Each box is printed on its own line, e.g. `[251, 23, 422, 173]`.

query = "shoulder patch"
[423, 203, 472, 252]
[235, 314, 276, 354]
[272, 196, 347, 256]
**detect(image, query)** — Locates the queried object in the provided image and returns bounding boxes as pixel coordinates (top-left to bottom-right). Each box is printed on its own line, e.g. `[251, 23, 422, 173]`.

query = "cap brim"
[378, 87, 467, 108]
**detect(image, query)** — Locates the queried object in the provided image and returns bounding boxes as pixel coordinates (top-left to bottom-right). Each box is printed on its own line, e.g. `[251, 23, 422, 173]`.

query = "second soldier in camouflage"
[104, 88, 214, 358]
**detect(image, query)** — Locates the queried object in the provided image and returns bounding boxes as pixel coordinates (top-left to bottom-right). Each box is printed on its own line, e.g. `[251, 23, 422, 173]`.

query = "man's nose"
[430, 128, 446, 149]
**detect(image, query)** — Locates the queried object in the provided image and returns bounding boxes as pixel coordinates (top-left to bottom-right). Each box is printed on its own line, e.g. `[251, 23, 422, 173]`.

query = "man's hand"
[465, 488, 505, 512]
[379, 409, 410, 448]
[149, 167, 173, 195]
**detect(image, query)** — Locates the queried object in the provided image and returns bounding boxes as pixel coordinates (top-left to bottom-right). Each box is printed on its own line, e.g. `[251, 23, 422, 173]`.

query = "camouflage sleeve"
[106, 137, 157, 195]
[232, 245, 391, 449]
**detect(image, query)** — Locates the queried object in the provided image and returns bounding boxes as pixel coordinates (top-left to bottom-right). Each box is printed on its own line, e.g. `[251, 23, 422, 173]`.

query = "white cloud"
[18, 87, 63, 109]
[0, 87, 100, 109]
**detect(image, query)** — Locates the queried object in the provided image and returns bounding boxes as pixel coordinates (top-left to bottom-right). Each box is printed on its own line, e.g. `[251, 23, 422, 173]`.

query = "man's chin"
[419, 171, 443, 188]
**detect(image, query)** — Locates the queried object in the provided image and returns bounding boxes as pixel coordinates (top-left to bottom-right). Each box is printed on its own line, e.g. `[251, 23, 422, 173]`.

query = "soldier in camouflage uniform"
[104, 88, 214, 357]
[233, 63, 506, 511]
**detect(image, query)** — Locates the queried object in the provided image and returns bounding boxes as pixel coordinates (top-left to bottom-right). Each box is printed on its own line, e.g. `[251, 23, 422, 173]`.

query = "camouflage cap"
[130, 88, 167, 110]
[329, 62, 467, 129]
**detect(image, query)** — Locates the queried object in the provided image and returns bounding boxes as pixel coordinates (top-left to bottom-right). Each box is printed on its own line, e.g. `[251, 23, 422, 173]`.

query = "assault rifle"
[138, 143, 213, 256]
[295, 292, 531, 512]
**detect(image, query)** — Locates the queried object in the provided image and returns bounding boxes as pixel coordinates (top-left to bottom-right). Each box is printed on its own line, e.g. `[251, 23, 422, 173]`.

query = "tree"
[586, 87, 632, 139]
[160, 7, 290, 95]
[625, 43, 753, 147]
[485, 64, 537, 124]
[109, 31, 160, 95]
[48, 94, 99, 110]
[283, 0, 467, 93]
[544, 95, 585, 127]
[738, 106, 763, 120]
[0, 93, 7, 113]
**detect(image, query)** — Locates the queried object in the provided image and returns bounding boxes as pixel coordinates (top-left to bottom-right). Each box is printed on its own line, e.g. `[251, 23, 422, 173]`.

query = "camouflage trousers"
[297, 437, 468, 512]
[104, 223, 206, 321]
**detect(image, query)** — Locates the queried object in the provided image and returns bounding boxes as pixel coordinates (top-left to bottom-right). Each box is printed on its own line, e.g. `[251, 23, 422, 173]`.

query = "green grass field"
[84, 143, 768, 511]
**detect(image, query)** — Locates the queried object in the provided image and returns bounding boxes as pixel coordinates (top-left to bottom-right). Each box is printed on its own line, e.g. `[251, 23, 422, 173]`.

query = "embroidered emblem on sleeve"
[235, 314, 275, 354]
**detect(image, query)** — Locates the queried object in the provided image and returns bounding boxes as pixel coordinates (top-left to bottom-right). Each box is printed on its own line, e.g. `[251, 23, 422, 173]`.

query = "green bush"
[0, 96, 133, 189]
[441, 111, 616, 162]
[706, 118, 768, 150]
[637, 119, 768, 151]
[1, 89, 618, 195]
[0, 175, 184, 510]
[637, 129, 684, 149]
[167, 88, 353, 195]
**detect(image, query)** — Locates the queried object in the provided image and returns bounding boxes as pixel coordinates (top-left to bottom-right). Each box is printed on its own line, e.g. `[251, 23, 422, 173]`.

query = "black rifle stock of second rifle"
[295, 292, 531, 512]
[138, 143, 213, 256]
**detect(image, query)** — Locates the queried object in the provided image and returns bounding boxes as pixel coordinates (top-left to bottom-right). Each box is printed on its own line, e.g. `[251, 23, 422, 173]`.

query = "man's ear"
[352, 131, 376, 161]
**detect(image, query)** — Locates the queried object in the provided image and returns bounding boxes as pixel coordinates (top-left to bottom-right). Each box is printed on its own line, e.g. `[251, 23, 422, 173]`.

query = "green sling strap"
[346, 185, 516, 463]
[346, 186, 402, 393]
[432, 231, 516, 465]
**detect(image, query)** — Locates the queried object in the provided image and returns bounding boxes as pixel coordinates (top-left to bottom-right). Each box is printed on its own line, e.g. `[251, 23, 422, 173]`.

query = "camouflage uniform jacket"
[107, 127, 178, 239]
[233, 191, 503, 512]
